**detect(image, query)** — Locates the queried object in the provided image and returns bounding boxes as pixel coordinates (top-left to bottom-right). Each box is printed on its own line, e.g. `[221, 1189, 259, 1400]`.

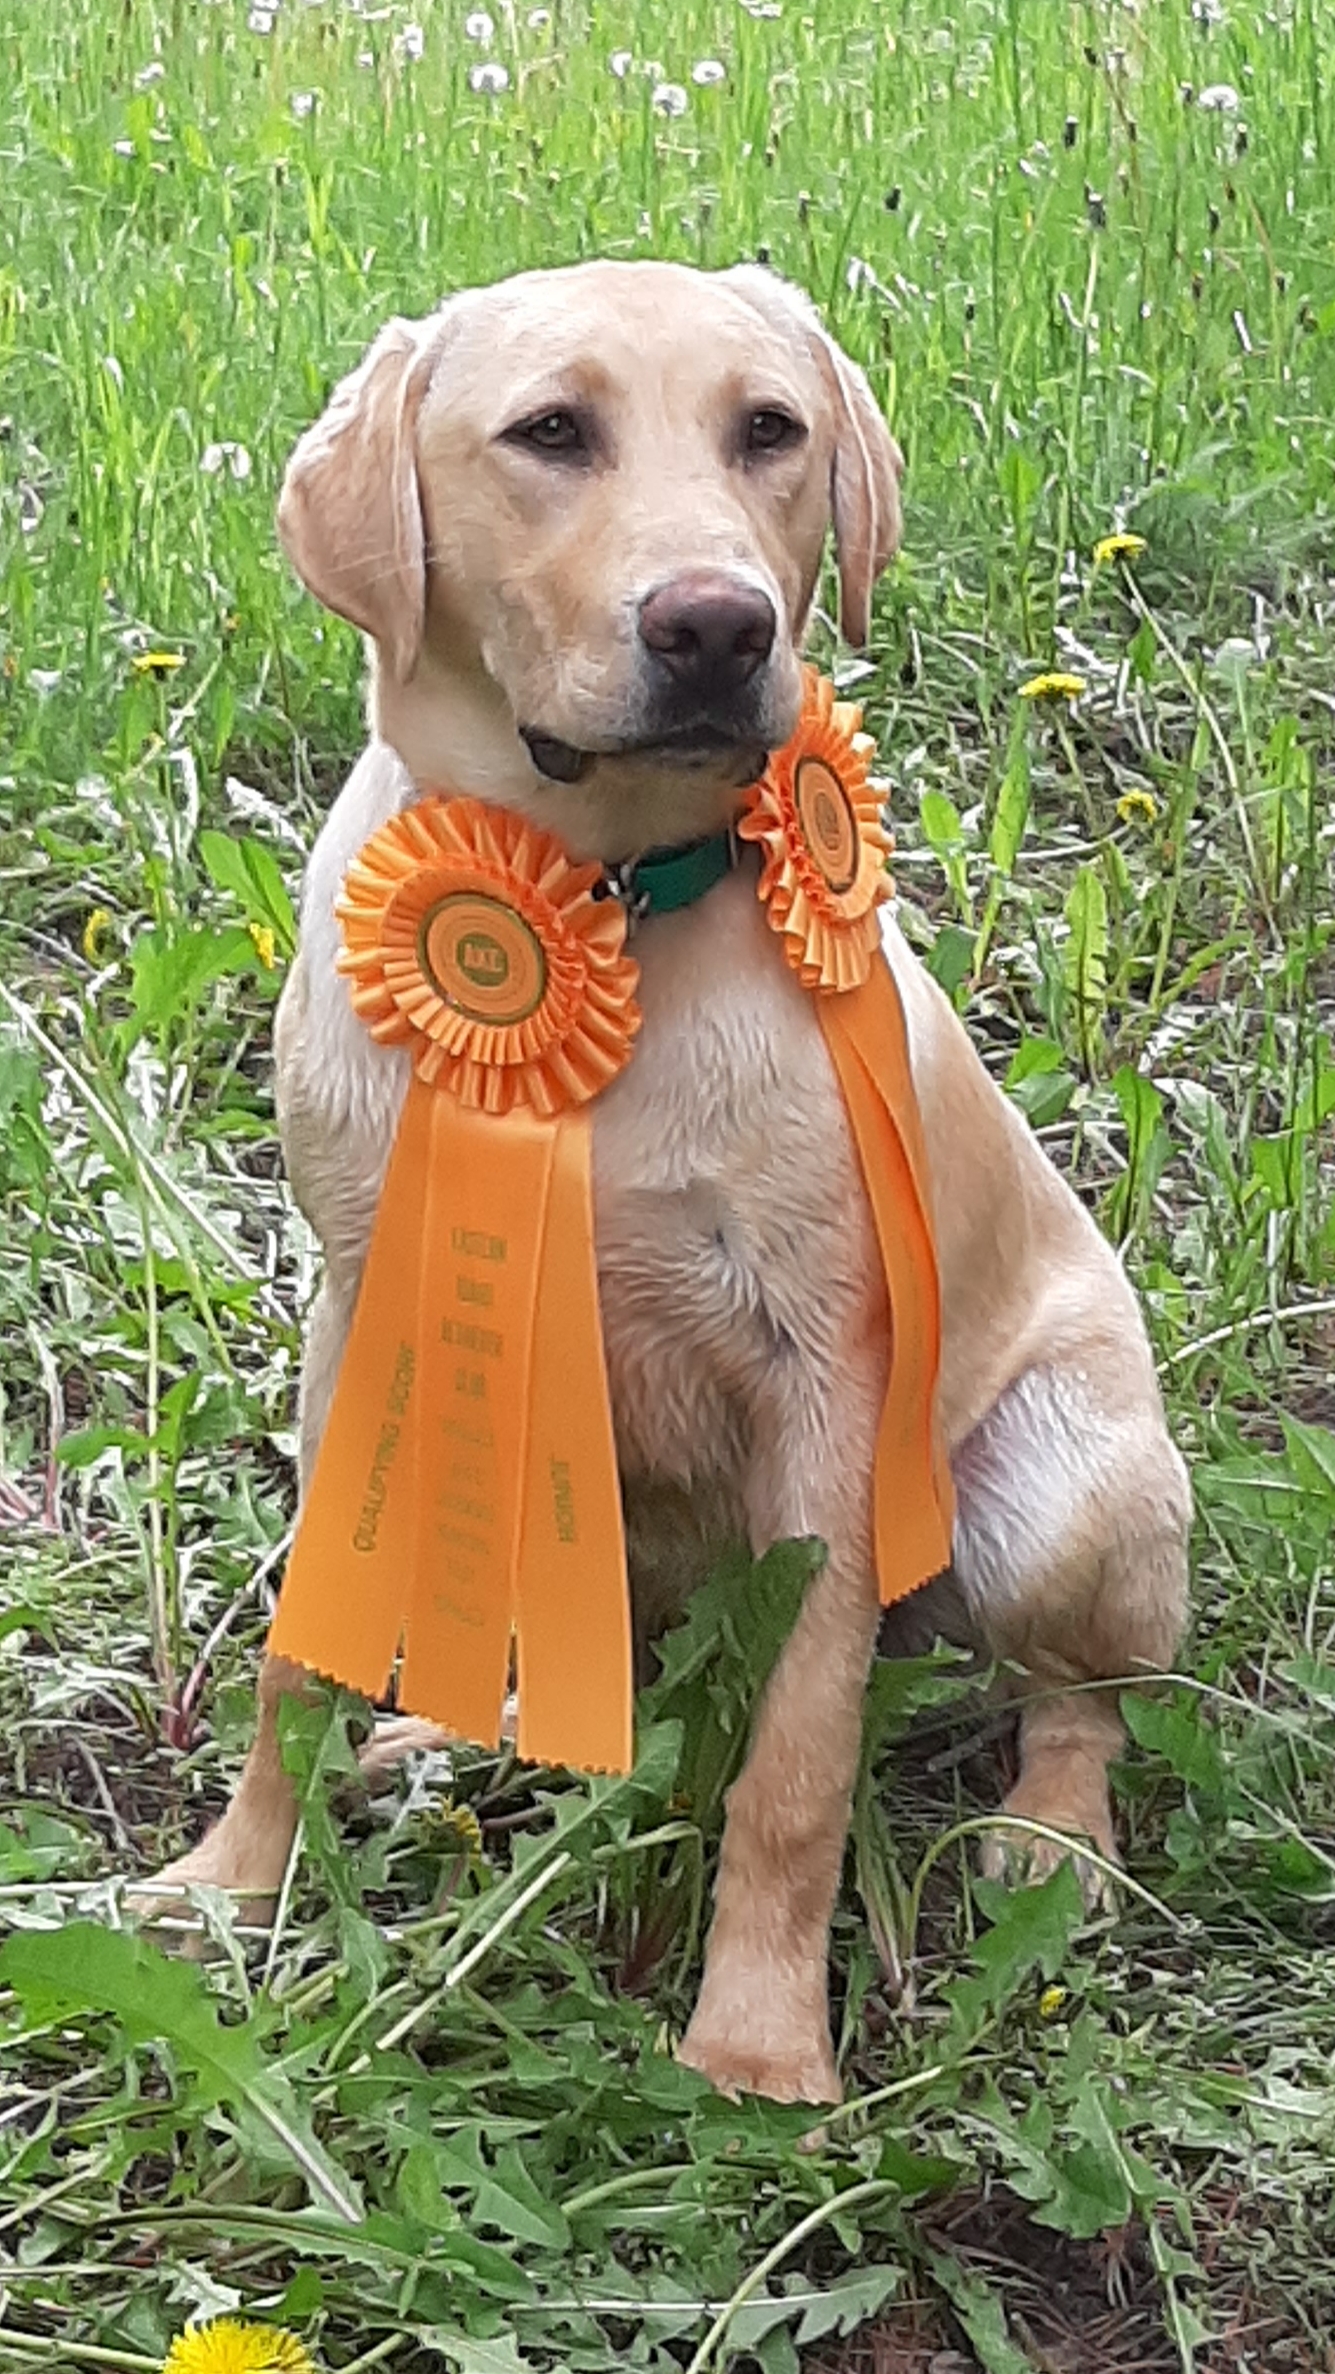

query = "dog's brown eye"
[746, 408, 805, 455]
[508, 408, 586, 455]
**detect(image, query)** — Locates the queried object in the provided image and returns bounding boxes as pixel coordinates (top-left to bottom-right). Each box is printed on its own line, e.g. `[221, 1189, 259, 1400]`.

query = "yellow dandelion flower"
[1038, 1984, 1068, 2020]
[1018, 672, 1087, 702]
[248, 921, 278, 970]
[1116, 787, 1159, 826]
[82, 906, 114, 962]
[1093, 532, 1146, 565]
[163, 2318, 316, 2374]
[132, 650, 186, 677]
[422, 1798, 484, 1860]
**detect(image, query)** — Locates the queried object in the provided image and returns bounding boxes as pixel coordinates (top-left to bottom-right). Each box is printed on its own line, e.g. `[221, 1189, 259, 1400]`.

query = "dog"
[145, 261, 1190, 2105]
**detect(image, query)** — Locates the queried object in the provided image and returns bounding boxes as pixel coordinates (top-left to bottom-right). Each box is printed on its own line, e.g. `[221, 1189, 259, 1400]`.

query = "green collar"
[599, 826, 739, 923]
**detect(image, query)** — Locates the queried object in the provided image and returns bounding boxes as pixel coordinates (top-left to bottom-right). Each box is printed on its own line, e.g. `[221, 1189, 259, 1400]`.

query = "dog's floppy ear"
[722, 265, 903, 648]
[277, 310, 452, 683]
[817, 336, 903, 649]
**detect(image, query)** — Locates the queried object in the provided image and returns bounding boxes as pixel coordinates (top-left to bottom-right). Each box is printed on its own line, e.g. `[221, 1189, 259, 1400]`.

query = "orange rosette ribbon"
[738, 666, 892, 993]
[742, 670, 955, 1602]
[268, 797, 640, 1773]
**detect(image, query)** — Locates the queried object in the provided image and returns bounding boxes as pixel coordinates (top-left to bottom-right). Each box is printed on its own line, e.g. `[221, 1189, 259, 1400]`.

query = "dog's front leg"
[679, 1361, 882, 2105]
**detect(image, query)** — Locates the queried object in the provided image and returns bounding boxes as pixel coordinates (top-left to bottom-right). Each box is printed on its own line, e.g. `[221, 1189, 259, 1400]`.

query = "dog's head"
[279, 260, 902, 859]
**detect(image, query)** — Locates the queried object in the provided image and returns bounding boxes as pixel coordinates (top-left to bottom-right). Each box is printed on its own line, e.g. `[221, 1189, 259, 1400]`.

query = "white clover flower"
[395, 21, 425, 58]
[201, 441, 254, 481]
[609, 48, 633, 75]
[469, 58, 509, 90]
[464, 9, 494, 38]
[1198, 81, 1240, 110]
[133, 61, 165, 88]
[248, 5, 276, 31]
[651, 80, 688, 115]
[290, 88, 316, 116]
[527, 6, 550, 22]
[691, 58, 726, 84]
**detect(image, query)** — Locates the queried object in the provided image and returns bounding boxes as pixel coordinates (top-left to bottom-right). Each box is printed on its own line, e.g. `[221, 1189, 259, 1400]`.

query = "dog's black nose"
[638, 571, 777, 698]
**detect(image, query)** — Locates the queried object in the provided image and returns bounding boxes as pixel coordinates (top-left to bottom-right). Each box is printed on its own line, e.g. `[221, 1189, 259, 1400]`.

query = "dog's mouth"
[520, 723, 769, 788]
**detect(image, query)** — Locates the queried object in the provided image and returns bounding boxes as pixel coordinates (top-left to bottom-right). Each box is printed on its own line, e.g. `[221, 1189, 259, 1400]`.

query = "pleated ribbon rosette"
[269, 672, 955, 1773]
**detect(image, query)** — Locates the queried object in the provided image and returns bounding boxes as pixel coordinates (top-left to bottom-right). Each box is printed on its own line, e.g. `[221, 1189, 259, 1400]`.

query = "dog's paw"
[978, 1811, 1118, 1914]
[678, 2018, 841, 2106]
[126, 1837, 289, 1939]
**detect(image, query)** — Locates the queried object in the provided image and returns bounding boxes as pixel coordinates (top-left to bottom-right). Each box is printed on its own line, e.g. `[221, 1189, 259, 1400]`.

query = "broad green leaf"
[926, 2251, 1034, 2374]
[0, 1923, 363, 2223]
[199, 827, 298, 956]
[950, 1860, 1084, 2034]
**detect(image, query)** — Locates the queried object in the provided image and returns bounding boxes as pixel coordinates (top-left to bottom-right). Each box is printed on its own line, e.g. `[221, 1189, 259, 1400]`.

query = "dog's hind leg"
[951, 1364, 1190, 1902]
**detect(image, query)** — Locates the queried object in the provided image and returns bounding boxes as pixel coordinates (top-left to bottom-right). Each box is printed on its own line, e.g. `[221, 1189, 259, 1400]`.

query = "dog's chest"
[590, 873, 879, 1482]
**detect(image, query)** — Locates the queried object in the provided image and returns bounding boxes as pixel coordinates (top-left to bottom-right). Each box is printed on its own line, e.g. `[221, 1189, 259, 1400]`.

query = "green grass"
[2, 0, 1334, 2368]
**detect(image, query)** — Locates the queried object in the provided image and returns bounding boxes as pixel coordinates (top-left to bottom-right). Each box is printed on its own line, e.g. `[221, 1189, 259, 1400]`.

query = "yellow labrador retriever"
[149, 261, 1189, 2105]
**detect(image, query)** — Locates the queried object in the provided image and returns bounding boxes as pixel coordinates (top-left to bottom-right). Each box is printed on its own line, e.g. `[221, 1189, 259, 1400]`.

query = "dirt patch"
[811, 2190, 1328, 2374]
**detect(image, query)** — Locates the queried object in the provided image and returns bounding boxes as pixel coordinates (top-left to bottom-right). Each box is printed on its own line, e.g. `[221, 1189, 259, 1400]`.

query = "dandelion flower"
[609, 48, 632, 76]
[132, 651, 187, 677]
[691, 58, 726, 85]
[464, 8, 494, 38]
[1116, 788, 1158, 827]
[394, 22, 425, 59]
[468, 59, 509, 91]
[527, 7, 551, 24]
[1197, 82, 1239, 111]
[163, 2319, 316, 2374]
[1038, 1985, 1067, 2019]
[248, 922, 278, 970]
[1018, 671, 1086, 702]
[651, 81, 688, 115]
[82, 908, 114, 963]
[1093, 531, 1146, 564]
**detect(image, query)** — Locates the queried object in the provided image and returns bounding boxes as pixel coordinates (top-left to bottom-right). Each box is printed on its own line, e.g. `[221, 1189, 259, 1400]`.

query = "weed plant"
[1, 2, 1333, 2369]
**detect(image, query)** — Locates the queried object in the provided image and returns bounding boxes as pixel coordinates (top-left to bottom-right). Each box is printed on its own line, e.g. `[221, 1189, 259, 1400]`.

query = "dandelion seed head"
[395, 21, 425, 58]
[201, 441, 253, 481]
[691, 58, 726, 84]
[134, 61, 165, 88]
[247, 6, 276, 32]
[464, 9, 494, 38]
[1198, 81, 1240, 111]
[289, 89, 316, 117]
[651, 80, 688, 115]
[609, 48, 633, 75]
[469, 59, 509, 90]
[527, 7, 550, 23]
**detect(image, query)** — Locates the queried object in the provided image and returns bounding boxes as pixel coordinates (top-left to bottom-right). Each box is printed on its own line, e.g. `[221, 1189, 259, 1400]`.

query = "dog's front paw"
[978, 1802, 1118, 1914]
[679, 2009, 840, 2106]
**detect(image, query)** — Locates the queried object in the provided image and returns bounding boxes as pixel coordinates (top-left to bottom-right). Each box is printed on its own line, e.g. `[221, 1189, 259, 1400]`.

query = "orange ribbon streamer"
[268, 801, 637, 1772]
[269, 679, 954, 1774]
